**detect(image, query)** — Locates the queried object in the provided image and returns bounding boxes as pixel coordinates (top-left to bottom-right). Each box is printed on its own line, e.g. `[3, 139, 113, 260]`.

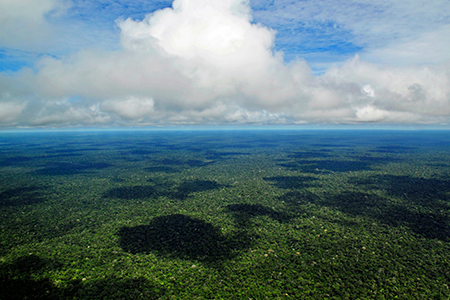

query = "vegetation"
[0, 130, 449, 299]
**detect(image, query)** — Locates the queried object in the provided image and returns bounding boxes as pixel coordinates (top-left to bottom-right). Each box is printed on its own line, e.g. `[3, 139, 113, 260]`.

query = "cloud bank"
[0, 0, 68, 50]
[1, 0, 449, 128]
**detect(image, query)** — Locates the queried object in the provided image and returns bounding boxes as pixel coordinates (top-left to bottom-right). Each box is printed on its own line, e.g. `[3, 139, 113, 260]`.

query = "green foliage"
[1, 130, 450, 299]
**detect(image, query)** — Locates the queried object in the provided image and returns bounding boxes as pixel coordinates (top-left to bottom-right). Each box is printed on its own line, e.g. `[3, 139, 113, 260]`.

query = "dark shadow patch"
[43, 221, 80, 239]
[45, 153, 84, 158]
[185, 159, 214, 167]
[0, 255, 62, 300]
[110, 177, 125, 183]
[45, 147, 100, 154]
[185, 147, 206, 153]
[158, 158, 184, 166]
[290, 151, 331, 159]
[369, 149, 400, 153]
[118, 214, 249, 263]
[156, 158, 213, 167]
[127, 149, 159, 155]
[0, 156, 34, 166]
[272, 183, 450, 241]
[128, 150, 160, 161]
[276, 162, 303, 170]
[323, 192, 389, 217]
[311, 190, 450, 241]
[159, 144, 185, 150]
[46, 148, 80, 154]
[103, 180, 224, 201]
[427, 163, 450, 167]
[94, 141, 130, 147]
[376, 207, 450, 241]
[369, 145, 415, 153]
[0, 255, 165, 300]
[0, 154, 86, 167]
[75, 277, 166, 299]
[255, 142, 280, 148]
[279, 151, 399, 173]
[356, 155, 399, 163]
[278, 160, 372, 173]
[205, 151, 250, 160]
[0, 186, 46, 206]
[355, 175, 450, 209]
[136, 141, 164, 146]
[277, 190, 319, 207]
[103, 186, 159, 200]
[35, 162, 111, 176]
[225, 204, 291, 227]
[0, 254, 61, 276]
[310, 144, 348, 148]
[168, 180, 224, 200]
[264, 176, 316, 190]
[222, 144, 256, 149]
[305, 160, 371, 173]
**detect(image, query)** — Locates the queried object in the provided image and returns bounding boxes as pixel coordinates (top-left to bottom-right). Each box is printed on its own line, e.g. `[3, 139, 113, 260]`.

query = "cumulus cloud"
[102, 96, 155, 119]
[0, 0, 449, 127]
[0, 100, 26, 124]
[0, 0, 69, 49]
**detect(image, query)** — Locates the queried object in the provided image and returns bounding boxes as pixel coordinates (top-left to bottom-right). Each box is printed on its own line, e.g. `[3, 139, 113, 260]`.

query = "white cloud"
[362, 24, 450, 66]
[322, 56, 450, 117]
[102, 96, 155, 119]
[0, 100, 26, 124]
[0, 0, 69, 49]
[252, 0, 450, 67]
[117, 0, 279, 104]
[0, 0, 449, 127]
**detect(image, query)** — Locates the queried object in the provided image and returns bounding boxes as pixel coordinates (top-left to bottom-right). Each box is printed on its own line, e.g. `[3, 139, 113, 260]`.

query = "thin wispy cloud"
[252, 0, 450, 66]
[0, 0, 449, 128]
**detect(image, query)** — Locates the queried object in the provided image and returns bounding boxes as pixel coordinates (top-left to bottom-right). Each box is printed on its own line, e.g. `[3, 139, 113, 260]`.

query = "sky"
[0, 0, 449, 128]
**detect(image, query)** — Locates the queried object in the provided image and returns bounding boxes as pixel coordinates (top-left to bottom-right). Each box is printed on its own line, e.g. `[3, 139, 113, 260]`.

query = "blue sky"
[0, 0, 449, 128]
[5, 0, 443, 73]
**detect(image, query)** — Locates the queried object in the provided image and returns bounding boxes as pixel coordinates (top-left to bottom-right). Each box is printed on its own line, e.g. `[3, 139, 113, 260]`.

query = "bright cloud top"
[1, 0, 450, 128]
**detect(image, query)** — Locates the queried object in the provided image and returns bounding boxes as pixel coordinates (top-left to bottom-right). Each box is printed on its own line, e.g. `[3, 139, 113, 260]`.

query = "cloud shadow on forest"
[276, 153, 399, 173]
[0, 156, 35, 167]
[263, 175, 316, 190]
[156, 158, 215, 167]
[103, 186, 160, 200]
[324, 191, 450, 241]
[145, 166, 181, 173]
[278, 160, 374, 173]
[117, 214, 251, 264]
[0, 186, 47, 206]
[35, 162, 112, 176]
[0, 255, 165, 299]
[225, 204, 292, 227]
[289, 150, 332, 159]
[277, 187, 450, 241]
[369, 145, 415, 153]
[204, 151, 250, 160]
[103, 180, 225, 201]
[353, 175, 450, 210]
